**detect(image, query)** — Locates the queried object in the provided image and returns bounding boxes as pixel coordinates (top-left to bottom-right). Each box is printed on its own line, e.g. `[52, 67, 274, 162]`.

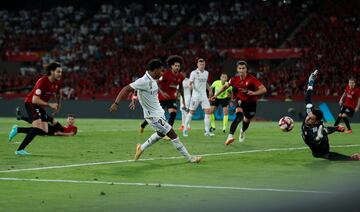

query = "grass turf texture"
[1, 118, 360, 211]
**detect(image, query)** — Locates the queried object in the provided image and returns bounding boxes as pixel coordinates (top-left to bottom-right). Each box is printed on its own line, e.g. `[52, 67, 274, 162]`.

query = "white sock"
[171, 137, 191, 161]
[184, 113, 192, 130]
[181, 109, 186, 126]
[204, 114, 210, 133]
[141, 133, 162, 151]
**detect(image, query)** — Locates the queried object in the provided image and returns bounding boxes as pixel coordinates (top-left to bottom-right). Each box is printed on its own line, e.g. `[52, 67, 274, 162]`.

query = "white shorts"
[189, 97, 210, 111]
[145, 116, 172, 135]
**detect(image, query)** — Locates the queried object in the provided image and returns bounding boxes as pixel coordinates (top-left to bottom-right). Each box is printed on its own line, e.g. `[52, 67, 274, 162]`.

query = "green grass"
[1, 118, 360, 211]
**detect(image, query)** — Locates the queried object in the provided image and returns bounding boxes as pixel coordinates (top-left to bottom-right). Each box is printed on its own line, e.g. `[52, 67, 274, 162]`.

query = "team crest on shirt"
[35, 89, 41, 95]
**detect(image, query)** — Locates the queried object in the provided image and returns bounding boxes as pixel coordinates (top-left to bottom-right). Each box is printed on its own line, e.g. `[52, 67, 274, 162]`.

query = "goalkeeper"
[301, 70, 359, 160]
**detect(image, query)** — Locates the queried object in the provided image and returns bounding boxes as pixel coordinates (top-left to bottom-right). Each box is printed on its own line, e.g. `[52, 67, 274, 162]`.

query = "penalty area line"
[0, 177, 333, 194]
[0, 144, 359, 173]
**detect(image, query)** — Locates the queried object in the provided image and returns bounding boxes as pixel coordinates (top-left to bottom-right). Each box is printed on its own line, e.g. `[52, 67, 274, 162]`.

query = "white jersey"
[182, 78, 191, 100]
[130, 71, 165, 119]
[181, 77, 191, 108]
[189, 69, 209, 99]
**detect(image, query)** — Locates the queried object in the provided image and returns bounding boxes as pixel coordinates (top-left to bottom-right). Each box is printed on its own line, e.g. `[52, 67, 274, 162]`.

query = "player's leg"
[209, 99, 218, 132]
[209, 106, 216, 131]
[167, 129, 201, 163]
[221, 98, 230, 133]
[317, 136, 354, 160]
[140, 120, 148, 133]
[342, 107, 354, 133]
[180, 107, 186, 130]
[162, 106, 177, 141]
[15, 104, 47, 155]
[167, 101, 178, 127]
[225, 106, 243, 145]
[135, 117, 201, 163]
[239, 102, 257, 142]
[334, 113, 343, 126]
[342, 116, 352, 132]
[16, 106, 32, 123]
[135, 117, 165, 160]
[201, 98, 213, 136]
[179, 96, 190, 130]
[334, 106, 347, 126]
[183, 99, 199, 136]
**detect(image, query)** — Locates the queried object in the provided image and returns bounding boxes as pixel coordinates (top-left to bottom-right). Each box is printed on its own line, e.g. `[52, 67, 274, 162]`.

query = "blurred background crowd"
[0, 0, 359, 100]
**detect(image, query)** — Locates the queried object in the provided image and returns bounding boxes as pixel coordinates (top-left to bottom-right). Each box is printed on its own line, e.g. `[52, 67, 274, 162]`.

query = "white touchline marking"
[0, 144, 359, 173]
[0, 177, 333, 194]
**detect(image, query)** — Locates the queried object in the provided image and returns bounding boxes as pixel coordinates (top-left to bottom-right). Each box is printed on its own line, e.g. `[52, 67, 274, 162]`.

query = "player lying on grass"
[109, 59, 201, 163]
[302, 70, 360, 161]
[9, 112, 77, 141]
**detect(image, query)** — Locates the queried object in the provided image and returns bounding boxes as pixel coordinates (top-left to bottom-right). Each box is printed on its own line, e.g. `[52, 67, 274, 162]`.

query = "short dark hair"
[45, 62, 61, 75]
[312, 108, 323, 121]
[147, 59, 164, 71]
[68, 114, 75, 118]
[236, 60, 248, 68]
[196, 58, 205, 63]
[349, 77, 355, 82]
[166, 55, 183, 67]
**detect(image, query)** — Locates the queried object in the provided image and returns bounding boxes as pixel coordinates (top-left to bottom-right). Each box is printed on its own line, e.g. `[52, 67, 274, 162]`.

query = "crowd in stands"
[0, 0, 359, 100]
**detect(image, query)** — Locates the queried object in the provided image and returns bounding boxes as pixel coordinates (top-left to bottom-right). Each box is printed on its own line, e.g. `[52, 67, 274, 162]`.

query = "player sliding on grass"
[109, 59, 201, 163]
[9, 111, 77, 139]
[302, 70, 360, 160]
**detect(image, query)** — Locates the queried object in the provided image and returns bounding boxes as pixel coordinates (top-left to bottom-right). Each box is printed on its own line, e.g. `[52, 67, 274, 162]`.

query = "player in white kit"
[179, 73, 191, 131]
[110, 59, 201, 163]
[183, 58, 214, 137]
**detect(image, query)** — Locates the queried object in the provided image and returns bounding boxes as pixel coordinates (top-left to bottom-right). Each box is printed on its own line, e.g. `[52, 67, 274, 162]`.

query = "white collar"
[145, 71, 155, 81]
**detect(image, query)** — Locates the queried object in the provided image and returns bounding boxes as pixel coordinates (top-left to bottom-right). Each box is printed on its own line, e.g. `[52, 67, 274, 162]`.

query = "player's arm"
[110, 85, 135, 112]
[247, 85, 267, 96]
[158, 86, 170, 99]
[52, 88, 62, 115]
[207, 83, 213, 97]
[54, 131, 75, 136]
[211, 83, 230, 100]
[32, 96, 58, 110]
[129, 91, 138, 110]
[226, 86, 233, 98]
[339, 92, 345, 106]
[304, 70, 318, 114]
[356, 97, 360, 112]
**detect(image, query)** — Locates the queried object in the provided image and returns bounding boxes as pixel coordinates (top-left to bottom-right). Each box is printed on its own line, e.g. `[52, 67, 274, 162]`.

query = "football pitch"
[1, 118, 360, 211]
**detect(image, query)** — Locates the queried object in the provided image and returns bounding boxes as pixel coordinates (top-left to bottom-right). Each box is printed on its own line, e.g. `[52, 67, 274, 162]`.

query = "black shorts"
[340, 106, 355, 118]
[211, 97, 230, 108]
[160, 99, 178, 110]
[236, 100, 257, 119]
[24, 102, 48, 122]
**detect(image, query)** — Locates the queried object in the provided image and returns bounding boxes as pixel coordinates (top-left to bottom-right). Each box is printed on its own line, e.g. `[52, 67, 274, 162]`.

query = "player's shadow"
[112, 160, 190, 177]
[304, 160, 332, 170]
[304, 158, 355, 170]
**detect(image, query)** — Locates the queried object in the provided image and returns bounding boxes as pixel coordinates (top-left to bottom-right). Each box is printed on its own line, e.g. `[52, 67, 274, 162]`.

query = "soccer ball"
[278, 116, 294, 132]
